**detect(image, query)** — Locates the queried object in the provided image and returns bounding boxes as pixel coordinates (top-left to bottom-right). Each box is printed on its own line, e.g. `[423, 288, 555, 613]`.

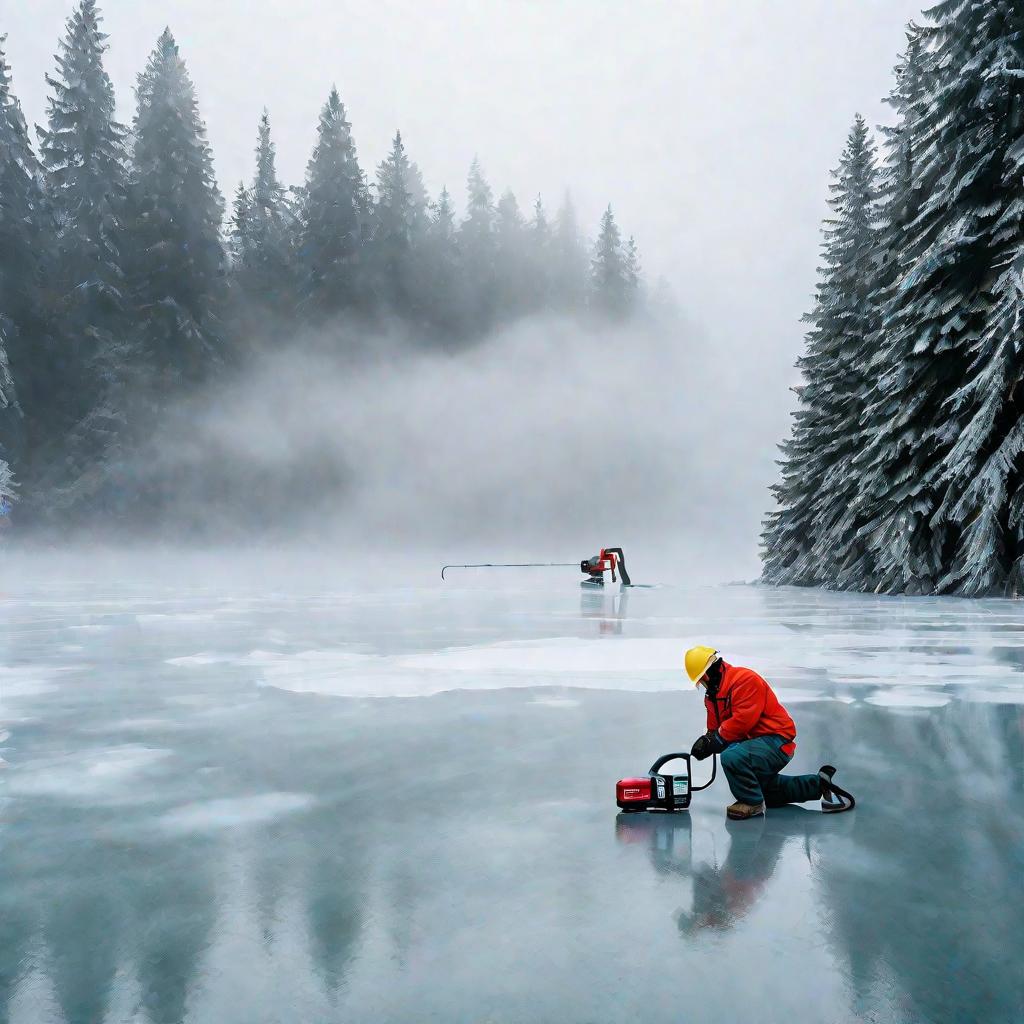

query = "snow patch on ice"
[246, 640, 862, 701]
[156, 792, 314, 833]
[235, 638, 863, 701]
[402, 637, 682, 673]
[163, 694, 224, 707]
[0, 677, 59, 700]
[773, 688, 831, 704]
[166, 652, 240, 666]
[528, 696, 581, 708]
[241, 648, 376, 668]
[0, 665, 74, 718]
[83, 717, 173, 733]
[7, 744, 172, 802]
[0, 664, 75, 684]
[864, 690, 952, 708]
[136, 612, 221, 625]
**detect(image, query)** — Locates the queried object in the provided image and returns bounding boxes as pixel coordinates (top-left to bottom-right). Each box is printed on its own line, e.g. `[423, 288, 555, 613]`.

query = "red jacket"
[704, 662, 796, 755]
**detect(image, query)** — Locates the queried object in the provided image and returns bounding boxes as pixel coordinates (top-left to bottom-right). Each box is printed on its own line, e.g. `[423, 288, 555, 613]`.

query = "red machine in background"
[441, 546, 636, 586]
[580, 547, 631, 587]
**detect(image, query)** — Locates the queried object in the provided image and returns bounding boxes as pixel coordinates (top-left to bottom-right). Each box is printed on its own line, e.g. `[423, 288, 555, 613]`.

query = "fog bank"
[7, 315, 776, 585]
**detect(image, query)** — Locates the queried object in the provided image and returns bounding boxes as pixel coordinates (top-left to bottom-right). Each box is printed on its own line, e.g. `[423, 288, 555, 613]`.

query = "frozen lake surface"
[1, 567, 1022, 1023]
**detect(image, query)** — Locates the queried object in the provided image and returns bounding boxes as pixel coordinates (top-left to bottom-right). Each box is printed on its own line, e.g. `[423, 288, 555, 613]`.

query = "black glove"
[690, 733, 712, 760]
[690, 730, 727, 761]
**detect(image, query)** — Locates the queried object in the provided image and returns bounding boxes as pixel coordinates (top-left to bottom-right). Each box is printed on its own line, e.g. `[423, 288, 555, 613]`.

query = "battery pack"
[615, 752, 715, 813]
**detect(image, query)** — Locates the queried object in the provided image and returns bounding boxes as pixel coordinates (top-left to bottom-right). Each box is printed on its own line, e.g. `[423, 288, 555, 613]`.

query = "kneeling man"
[685, 646, 855, 820]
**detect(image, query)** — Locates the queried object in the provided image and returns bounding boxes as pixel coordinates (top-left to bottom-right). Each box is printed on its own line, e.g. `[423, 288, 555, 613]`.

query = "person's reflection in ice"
[580, 586, 628, 636]
[615, 808, 693, 875]
[681, 810, 856, 934]
[676, 817, 785, 933]
[616, 807, 854, 935]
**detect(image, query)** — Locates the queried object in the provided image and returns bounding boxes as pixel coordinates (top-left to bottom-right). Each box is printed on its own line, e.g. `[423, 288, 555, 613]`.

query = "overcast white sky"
[1, 0, 927, 568]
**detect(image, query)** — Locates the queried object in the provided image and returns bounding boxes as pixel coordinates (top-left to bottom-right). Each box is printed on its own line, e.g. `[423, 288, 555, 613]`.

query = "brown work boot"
[726, 801, 765, 820]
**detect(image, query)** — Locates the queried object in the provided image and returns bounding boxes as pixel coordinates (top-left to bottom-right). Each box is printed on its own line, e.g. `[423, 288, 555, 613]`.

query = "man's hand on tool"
[690, 730, 727, 761]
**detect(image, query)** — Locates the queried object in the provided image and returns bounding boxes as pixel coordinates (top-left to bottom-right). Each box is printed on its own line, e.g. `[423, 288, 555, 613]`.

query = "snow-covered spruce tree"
[38, 1, 126, 292]
[923, 5, 1024, 596]
[414, 186, 461, 338]
[590, 205, 632, 318]
[920, 1, 1024, 597]
[965, 249, 1024, 596]
[406, 158, 429, 222]
[531, 194, 549, 247]
[552, 191, 589, 313]
[0, 452, 14, 507]
[761, 116, 880, 587]
[457, 157, 498, 334]
[35, 0, 133, 512]
[0, 437, 15, 520]
[228, 181, 251, 266]
[0, 320, 22, 507]
[126, 28, 225, 387]
[297, 86, 366, 319]
[829, 25, 929, 591]
[370, 130, 426, 317]
[932, 249, 1024, 595]
[876, 24, 927, 243]
[0, 323, 20, 417]
[0, 36, 42, 474]
[853, 1, 1024, 595]
[526, 194, 552, 308]
[624, 236, 641, 305]
[494, 189, 530, 318]
[229, 110, 296, 327]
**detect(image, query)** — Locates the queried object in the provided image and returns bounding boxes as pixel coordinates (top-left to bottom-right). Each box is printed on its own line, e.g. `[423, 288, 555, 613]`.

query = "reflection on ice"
[960, 686, 1024, 704]
[617, 807, 856, 935]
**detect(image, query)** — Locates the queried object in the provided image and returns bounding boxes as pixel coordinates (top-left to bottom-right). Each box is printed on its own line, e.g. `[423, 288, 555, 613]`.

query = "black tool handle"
[648, 752, 689, 774]
[603, 547, 631, 586]
[647, 751, 717, 790]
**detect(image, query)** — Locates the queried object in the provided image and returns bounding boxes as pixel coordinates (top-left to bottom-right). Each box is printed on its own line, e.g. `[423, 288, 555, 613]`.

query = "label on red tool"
[618, 778, 651, 802]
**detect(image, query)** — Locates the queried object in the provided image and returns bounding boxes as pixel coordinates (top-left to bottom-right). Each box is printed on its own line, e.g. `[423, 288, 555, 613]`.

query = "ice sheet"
[1, 575, 1021, 1024]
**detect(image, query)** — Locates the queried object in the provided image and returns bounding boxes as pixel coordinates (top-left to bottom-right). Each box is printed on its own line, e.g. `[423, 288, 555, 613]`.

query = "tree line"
[0, 2, 644, 526]
[763, 0, 1024, 597]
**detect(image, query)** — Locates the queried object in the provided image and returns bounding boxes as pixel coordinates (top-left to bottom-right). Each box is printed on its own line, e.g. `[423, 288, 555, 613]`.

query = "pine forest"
[0, 3, 645, 529]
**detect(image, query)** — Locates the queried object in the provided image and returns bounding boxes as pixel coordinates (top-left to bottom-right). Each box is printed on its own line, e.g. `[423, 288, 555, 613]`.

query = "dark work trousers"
[719, 735, 822, 807]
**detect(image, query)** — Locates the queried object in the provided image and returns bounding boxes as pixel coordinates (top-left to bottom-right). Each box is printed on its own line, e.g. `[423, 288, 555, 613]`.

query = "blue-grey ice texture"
[1, 565, 1022, 1024]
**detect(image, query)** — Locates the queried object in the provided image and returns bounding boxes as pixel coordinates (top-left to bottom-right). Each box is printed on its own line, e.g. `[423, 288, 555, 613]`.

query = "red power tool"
[616, 752, 717, 812]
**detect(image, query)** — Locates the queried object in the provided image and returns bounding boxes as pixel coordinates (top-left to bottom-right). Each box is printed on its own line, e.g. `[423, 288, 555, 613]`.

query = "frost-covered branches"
[764, 2, 1024, 596]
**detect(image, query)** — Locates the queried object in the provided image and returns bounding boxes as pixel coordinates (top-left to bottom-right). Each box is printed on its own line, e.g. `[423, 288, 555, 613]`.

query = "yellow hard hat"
[685, 646, 720, 684]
